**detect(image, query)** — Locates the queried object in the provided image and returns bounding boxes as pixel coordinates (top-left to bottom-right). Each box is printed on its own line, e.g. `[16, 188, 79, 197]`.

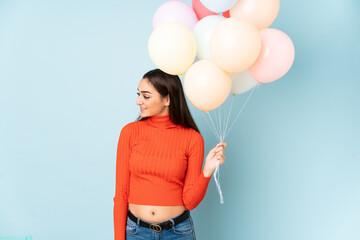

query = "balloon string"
[217, 94, 230, 142]
[201, 112, 220, 141]
[201, 86, 259, 205]
[214, 160, 224, 204]
[224, 84, 259, 138]
[210, 111, 221, 141]
[202, 113, 223, 203]
[218, 105, 223, 141]
[214, 108, 221, 141]
[224, 94, 236, 140]
[215, 95, 233, 203]
[206, 111, 220, 141]
[223, 94, 235, 140]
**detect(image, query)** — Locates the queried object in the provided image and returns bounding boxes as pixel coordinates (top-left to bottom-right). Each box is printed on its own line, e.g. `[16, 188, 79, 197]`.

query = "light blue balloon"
[193, 15, 225, 60]
[200, 0, 238, 13]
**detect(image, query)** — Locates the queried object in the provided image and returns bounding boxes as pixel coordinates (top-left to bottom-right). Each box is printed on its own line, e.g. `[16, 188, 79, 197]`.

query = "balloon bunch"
[148, 0, 295, 203]
[148, 0, 295, 116]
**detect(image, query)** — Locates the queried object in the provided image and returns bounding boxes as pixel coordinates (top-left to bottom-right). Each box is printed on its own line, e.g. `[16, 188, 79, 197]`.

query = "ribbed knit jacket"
[113, 114, 211, 240]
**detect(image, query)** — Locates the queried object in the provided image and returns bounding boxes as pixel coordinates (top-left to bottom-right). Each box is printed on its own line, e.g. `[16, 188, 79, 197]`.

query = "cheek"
[149, 99, 161, 108]
[144, 100, 154, 109]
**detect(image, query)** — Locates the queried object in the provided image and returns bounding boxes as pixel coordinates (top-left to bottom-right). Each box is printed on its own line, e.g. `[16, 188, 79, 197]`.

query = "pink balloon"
[153, 0, 198, 30]
[248, 28, 295, 83]
[192, 0, 230, 20]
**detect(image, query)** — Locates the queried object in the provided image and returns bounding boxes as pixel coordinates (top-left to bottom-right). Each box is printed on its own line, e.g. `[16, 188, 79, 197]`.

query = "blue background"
[1, 0, 359, 239]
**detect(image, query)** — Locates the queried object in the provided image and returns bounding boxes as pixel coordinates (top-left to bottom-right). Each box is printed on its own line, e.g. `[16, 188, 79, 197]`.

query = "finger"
[216, 145, 224, 150]
[215, 147, 226, 154]
[217, 158, 225, 166]
[215, 151, 224, 157]
[219, 142, 227, 148]
[212, 146, 222, 153]
[216, 142, 227, 149]
[210, 146, 218, 153]
[220, 159, 225, 165]
[216, 151, 224, 156]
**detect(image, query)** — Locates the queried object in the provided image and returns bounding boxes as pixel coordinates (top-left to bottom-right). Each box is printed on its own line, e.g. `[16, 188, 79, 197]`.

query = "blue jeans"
[126, 211, 196, 240]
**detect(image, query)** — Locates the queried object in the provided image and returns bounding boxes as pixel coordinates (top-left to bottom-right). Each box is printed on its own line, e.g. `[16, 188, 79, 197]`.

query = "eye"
[137, 92, 150, 99]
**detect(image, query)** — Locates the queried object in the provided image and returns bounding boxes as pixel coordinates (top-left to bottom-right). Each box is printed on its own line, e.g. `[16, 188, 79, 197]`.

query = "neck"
[145, 114, 178, 129]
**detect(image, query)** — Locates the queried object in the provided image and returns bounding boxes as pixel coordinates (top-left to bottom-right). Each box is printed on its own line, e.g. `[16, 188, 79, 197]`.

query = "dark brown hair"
[137, 69, 200, 133]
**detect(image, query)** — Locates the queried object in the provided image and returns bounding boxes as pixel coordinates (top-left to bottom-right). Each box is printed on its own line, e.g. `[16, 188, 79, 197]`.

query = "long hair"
[137, 69, 200, 133]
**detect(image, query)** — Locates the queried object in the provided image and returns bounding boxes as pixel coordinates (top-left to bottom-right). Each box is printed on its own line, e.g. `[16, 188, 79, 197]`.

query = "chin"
[140, 112, 149, 118]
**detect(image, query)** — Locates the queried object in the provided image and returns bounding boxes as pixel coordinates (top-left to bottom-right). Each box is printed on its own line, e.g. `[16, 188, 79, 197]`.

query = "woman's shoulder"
[121, 120, 145, 133]
[180, 127, 203, 140]
[181, 128, 204, 153]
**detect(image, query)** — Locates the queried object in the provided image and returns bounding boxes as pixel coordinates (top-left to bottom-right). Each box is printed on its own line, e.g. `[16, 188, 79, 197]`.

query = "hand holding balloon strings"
[204, 142, 227, 203]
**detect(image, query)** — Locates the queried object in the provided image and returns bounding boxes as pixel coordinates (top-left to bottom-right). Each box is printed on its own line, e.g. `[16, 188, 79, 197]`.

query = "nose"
[136, 95, 142, 105]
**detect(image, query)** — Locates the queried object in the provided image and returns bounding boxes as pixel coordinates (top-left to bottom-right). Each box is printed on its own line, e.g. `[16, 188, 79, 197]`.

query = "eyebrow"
[137, 88, 152, 94]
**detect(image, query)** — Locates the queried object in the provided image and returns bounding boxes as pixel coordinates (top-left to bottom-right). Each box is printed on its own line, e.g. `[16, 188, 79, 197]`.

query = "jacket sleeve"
[113, 125, 132, 240]
[182, 131, 212, 210]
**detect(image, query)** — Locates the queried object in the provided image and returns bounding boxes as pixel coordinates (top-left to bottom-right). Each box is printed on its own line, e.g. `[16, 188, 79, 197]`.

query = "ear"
[164, 94, 170, 107]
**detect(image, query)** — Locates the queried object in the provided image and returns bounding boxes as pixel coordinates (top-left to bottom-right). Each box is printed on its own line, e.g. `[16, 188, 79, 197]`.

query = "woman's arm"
[182, 131, 227, 210]
[182, 132, 211, 210]
[113, 125, 132, 240]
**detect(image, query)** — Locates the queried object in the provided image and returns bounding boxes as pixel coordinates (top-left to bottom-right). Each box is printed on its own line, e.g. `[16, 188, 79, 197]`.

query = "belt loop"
[169, 218, 175, 227]
[137, 216, 141, 226]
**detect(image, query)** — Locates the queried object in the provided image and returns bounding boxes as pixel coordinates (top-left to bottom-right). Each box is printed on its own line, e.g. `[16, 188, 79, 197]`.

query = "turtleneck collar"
[145, 114, 178, 129]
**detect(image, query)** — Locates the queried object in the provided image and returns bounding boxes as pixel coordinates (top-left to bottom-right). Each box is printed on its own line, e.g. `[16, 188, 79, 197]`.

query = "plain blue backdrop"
[1, 0, 359, 239]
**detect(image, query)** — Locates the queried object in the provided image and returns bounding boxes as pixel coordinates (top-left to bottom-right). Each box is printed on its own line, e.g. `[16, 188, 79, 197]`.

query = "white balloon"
[200, 0, 238, 13]
[193, 15, 225, 60]
[231, 70, 258, 94]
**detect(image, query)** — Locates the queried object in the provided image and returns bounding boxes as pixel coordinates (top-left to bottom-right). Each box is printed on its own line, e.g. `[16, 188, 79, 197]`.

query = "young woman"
[113, 69, 227, 240]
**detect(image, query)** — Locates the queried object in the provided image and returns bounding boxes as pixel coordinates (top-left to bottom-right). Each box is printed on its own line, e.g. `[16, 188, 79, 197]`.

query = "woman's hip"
[126, 209, 196, 240]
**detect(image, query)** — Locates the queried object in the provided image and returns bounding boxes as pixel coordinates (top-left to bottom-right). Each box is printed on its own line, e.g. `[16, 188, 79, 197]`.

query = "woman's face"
[136, 78, 170, 118]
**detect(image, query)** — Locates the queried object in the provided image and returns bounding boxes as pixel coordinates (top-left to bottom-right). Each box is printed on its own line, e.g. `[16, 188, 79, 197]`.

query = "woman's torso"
[126, 118, 200, 223]
[129, 203, 186, 223]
